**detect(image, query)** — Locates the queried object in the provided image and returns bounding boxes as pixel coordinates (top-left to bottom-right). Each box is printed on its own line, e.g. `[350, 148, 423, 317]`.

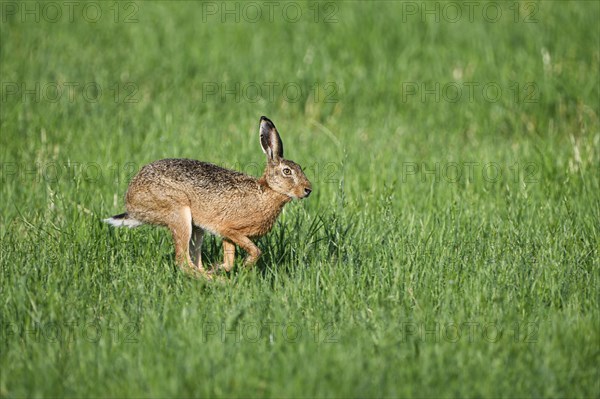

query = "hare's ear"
[259, 116, 283, 161]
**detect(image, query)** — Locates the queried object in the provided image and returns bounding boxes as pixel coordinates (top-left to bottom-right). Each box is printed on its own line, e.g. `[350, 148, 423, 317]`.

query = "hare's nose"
[304, 188, 312, 197]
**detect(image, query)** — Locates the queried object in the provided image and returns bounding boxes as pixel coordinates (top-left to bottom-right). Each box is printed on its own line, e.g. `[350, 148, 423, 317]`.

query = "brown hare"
[105, 116, 312, 279]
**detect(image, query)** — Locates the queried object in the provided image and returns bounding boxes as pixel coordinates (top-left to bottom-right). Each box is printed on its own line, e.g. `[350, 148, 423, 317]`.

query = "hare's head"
[260, 116, 312, 199]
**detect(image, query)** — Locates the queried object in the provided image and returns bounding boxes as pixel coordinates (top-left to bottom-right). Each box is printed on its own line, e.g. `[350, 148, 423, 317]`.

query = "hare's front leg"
[220, 239, 236, 272]
[223, 232, 261, 267]
[190, 226, 204, 270]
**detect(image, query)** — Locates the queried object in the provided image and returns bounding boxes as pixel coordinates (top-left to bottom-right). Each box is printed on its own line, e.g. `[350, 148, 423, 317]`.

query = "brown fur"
[105, 117, 312, 279]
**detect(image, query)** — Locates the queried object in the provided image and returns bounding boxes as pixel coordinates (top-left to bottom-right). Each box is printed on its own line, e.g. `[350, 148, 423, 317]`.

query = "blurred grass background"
[1, 1, 599, 397]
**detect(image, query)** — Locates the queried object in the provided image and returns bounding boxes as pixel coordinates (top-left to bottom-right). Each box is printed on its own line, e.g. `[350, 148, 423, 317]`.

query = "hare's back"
[134, 158, 254, 189]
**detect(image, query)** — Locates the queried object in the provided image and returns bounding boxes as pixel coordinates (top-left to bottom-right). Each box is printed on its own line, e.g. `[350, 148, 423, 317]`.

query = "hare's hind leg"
[190, 226, 204, 270]
[168, 207, 209, 277]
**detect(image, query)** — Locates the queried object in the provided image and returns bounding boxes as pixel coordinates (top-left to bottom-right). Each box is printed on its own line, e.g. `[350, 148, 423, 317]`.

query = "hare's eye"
[283, 168, 292, 176]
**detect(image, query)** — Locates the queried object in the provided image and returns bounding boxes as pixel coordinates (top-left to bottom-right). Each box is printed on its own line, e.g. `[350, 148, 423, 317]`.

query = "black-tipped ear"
[259, 116, 283, 160]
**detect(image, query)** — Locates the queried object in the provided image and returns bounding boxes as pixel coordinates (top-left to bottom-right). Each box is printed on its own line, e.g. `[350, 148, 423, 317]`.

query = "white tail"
[104, 213, 143, 228]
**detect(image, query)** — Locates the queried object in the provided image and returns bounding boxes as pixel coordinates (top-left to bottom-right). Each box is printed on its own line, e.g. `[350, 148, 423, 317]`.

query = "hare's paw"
[205, 268, 228, 283]
[209, 263, 234, 275]
[243, 255, 260, 267]
[207, 260, 235, 273]
[180, 264, 214, 281]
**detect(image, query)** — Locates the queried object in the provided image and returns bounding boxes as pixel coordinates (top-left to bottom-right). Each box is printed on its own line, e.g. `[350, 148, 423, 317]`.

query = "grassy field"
[1, 1, 599, 397]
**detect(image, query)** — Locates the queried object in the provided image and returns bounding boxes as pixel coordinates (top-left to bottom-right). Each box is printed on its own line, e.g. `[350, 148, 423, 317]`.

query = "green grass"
[1, 1, 599, 397]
